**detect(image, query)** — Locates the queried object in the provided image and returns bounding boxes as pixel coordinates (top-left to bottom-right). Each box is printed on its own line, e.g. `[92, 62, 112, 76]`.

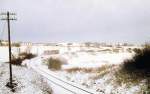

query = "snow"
[52, 67, 143, 94]
[0, 62, 52, 94]
[29, 63, 97, 94]
[60, 52, 133, 69]
[23, 51, 143, 94]
[0, 47, 20, 63]
[25, 46, 145, 94]
[0, 45, 145, 94]
[0, 47, 9, 62]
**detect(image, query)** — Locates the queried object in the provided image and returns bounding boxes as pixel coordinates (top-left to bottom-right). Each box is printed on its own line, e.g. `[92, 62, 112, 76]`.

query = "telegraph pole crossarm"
[0, 11, 17, 92]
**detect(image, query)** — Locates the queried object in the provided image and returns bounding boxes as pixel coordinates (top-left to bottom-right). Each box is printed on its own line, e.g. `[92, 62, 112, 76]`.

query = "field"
[0, 43, 148, 94]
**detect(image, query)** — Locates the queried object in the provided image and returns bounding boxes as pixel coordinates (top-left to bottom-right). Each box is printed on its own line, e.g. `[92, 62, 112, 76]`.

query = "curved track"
[30, 63, 96, 94]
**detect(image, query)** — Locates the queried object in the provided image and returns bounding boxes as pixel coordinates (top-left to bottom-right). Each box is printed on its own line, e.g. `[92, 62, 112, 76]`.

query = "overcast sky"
[0, 0, 150, 43]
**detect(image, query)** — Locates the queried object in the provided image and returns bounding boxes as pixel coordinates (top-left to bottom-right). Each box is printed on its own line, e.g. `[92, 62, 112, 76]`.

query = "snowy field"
[0, 45, 146, 94]
[60, 52, 133, 69]
[27, 45, 145, 94]
[28, 52, 143, 94]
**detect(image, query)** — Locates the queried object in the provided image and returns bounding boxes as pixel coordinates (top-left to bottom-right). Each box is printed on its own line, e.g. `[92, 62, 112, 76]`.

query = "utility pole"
[0, 11, 17, 91]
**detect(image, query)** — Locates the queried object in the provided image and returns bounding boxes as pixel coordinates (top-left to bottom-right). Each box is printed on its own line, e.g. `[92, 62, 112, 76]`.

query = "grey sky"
[0, 0, 150, 43]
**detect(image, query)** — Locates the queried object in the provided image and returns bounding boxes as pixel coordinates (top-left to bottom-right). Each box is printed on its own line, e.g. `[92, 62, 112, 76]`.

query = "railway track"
[29, 64, 96, 94]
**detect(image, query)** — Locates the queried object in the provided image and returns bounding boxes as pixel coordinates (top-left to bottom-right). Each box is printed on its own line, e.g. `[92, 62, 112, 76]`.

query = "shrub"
[117, 45, 150, 86]
[19, 52, 36, 60]
[11, 57, 22, 65]
[47, 58, 62, 70]
[123, 45, 150, 74]
[9, 52, 36, 66]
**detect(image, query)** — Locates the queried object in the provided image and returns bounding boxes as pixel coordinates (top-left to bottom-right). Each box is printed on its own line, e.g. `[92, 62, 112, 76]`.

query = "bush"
[118, 44, 150, 86]
[19, 52, 36, 60]
[11, 57, 22, 65]
[123, 45, 150, 73]
[9, 52, 36, 66]
[47, 58, 62, 70]
[113, 45, 150, 91]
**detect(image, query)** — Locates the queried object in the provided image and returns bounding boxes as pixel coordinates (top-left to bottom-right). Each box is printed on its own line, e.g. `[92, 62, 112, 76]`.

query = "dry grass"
[89, 70, 110, 80]
[65, 65, 116, 81]
[65, 64, 114, 73]
[115, 67, 143, 86]
[65, 67, 93, 73]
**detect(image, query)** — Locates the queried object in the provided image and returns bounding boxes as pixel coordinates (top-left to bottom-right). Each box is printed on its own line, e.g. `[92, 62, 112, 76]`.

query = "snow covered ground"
[60, 52, 133, 69]
[0, 62, 52, 94]
[24, 50, 145, 94]
[0, 45, 145, 94]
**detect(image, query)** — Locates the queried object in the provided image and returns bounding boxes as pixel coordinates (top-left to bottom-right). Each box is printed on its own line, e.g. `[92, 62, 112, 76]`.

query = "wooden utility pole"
[0, 11, 17, 91]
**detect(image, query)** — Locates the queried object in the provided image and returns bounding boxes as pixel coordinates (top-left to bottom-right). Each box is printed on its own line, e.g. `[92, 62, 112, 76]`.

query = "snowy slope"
[0, 62, 52, 94]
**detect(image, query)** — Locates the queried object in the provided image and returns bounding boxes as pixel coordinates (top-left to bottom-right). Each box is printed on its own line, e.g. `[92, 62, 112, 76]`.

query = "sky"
[0, 0, 150, 43]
